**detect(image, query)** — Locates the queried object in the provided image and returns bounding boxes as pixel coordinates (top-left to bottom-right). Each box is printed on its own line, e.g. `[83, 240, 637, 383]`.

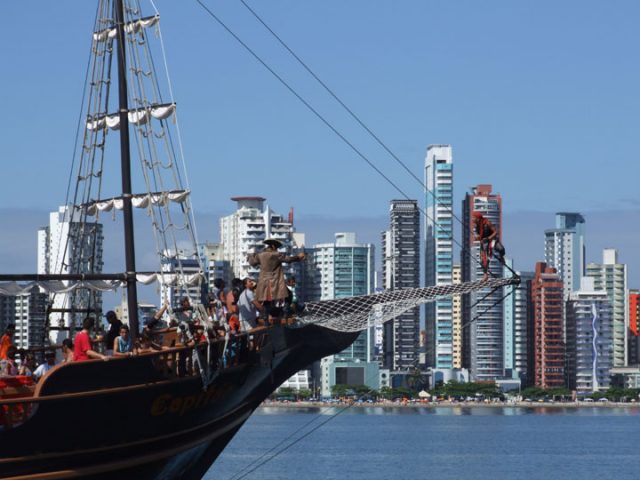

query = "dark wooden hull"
[0, 325, 358, 479]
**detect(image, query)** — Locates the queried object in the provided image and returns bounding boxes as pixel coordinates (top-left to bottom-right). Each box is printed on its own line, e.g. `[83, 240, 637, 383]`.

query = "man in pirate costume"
[472, 211, 506, 281]
[247, 238, 305, 324]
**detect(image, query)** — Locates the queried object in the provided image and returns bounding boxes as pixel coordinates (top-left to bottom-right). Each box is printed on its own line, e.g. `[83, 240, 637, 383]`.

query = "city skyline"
[0, 1, 638, 221]
[2, 4, 640, 477]
[1, 2, 638, 289]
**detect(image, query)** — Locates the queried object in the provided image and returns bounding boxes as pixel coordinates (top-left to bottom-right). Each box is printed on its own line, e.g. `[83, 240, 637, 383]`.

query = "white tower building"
[566, 277, 613, 395]
[37, 206, 104, 344]
[219, 197, 299, 279]
[586, 248, 628, 367]
[424, 144, 454, 369]
[544, 212, 586, 300]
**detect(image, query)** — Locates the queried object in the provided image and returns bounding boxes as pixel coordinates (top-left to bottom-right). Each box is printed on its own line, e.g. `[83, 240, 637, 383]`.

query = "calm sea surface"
[206, 406, 640, 480]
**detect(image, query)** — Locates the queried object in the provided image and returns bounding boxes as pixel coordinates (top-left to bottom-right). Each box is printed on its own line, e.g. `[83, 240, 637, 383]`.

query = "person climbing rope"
[472, 211, 505, 281]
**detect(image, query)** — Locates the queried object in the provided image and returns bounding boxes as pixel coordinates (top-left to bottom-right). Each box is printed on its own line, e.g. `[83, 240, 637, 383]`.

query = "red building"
[630, 291, 640, 336]
[530, 262, 565, 388]
[629, 290, 640, 364]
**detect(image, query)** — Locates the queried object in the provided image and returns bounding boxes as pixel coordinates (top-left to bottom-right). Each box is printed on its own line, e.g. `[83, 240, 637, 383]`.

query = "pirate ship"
[0, 1, 518, 478]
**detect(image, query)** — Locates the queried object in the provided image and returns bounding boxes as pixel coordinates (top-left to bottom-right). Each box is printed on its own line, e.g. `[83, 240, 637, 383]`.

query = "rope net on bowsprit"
[296, 276, 519, 333]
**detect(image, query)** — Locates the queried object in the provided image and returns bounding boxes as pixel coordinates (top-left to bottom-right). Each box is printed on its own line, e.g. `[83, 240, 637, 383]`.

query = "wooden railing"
[0, 327, 274, 429]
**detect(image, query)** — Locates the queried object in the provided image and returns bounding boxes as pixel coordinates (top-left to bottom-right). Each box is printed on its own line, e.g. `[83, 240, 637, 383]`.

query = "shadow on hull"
[0, 324, 358, 479]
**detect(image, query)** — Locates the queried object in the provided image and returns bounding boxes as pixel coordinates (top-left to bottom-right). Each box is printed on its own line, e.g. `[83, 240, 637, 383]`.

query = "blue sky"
[0, 1, 639, 288]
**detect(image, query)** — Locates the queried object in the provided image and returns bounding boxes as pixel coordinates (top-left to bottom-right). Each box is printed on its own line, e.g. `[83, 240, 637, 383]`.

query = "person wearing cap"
[104, 310, 123, 356]
[247, 238, 305, 324]
[33, 351, 56, 381]
[472, 211, 506, 281]
[0, 324, 15, 360]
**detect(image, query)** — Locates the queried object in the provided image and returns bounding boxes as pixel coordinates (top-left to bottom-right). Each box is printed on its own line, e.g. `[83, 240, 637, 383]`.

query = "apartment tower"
[37, 206, 104, 344]
[503, 261, 534, 384]
[219, 197, 300, 280]
[530, 262, 565, 388]
[308, 233, 376, 396]
[452, 264, 463, 369]
[461, 185, 504, 381]
[424, 144, 454, 369]
[566, 277, 613, 395]
[544, 212, 586, 299]
[382, 200, 420, 371]
[586, 248, 628, 367]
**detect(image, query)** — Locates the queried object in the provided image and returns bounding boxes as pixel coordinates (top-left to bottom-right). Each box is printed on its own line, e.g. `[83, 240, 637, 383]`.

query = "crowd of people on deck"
[0, 238, 305, 384]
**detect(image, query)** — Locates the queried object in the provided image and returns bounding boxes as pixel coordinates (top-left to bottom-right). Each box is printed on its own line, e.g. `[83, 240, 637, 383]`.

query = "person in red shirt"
[0, 324, 15, 360]
[74, 317, 108, 362]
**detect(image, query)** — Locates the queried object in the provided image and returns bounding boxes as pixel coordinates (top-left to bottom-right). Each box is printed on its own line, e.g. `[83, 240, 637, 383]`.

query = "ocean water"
[206, 406, 640, 480]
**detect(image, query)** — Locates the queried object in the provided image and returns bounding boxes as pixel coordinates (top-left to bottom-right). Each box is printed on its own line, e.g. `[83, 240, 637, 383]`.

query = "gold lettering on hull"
[150, 386, 232, 416]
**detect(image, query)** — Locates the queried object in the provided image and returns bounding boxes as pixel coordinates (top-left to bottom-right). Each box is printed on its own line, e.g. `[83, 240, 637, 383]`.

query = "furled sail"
[0, 272, 203, 296]
[81, 190, 189, 216]
[93, 15, 160, 42]
[86, 103, 176, 131]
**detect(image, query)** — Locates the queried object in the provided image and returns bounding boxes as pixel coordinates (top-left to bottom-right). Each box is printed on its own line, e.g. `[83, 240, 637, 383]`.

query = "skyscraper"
[461, 185, 504, 381]
[160, 249, 204, 309]
[198, 242, 232, 286]
[503, 261, 533, 384]
[586, 249, 628, 367]
[452, 264, 463, 369]
[566, 277, 613, 395]
[530, 262, 565, 388]
[382, 200, 420, 372]
[219, 197, 299, 279]
[629, 290, 640, 365]
[0, 288, 48, 349]
[424, 144, 454, 369]
[544, 212, 586, 299]
[307, 233, 377, 396]
[37, 206, 104, 344]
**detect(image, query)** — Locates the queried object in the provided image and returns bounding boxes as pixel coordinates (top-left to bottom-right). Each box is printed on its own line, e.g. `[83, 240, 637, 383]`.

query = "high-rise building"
[382, 200, 420, 372]
[115, 301, 158, 327]
[307, 233, 375, 360]
[160, 249, 203, 309]
[304, 233, 376, 397]
[586, 248, 628, 367]
[198, 242, 232, 286]
[452, 264, 463, 369]
[424, 144, 454, 369]
[566, 277, 613, 395]
[461, 185, 504, 381]
[219, 197, 299, 280]
[37, 206, 104, 344]
[503, 261, 533, 384]
[0, 288, 48, 349]
[629, 290, 640, 365]
[530, 262, 565, 388]
[544, 212, 586, 299]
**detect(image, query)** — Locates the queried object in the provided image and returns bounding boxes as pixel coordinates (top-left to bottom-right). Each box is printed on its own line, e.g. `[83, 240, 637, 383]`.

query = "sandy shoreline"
[260, 400, 639, 409]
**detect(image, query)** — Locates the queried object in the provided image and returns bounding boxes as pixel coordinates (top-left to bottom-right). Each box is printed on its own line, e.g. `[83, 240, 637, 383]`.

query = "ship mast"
[114, 0, 140, 337]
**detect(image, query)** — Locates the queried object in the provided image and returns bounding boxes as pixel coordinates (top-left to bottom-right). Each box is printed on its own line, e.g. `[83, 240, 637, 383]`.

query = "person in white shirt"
[33, 351, 56, 381]
[238, 278, 263, 332]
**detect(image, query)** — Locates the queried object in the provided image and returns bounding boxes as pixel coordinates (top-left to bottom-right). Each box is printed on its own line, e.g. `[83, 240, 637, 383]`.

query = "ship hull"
[0, 324, 358, 479]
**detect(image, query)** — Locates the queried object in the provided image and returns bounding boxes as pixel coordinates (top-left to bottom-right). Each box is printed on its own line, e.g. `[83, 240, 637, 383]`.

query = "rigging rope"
[237, 0, 468, 231]
[194, 0, 491, 277]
